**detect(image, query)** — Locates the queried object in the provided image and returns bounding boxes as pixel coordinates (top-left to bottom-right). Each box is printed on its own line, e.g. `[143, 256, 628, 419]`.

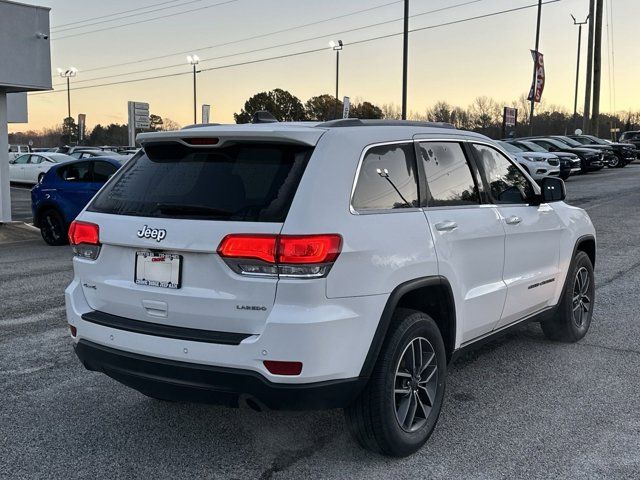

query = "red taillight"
[217, 234, 342, 278]
[278, 235, 342, 264]
[263, 360, 303, 376]
[68, 221, 100, 245]
[68, 324, 77, 337]
[217, 234, 277, 263]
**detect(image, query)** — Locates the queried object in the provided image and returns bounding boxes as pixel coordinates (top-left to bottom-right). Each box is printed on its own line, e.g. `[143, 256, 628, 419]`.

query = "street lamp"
[571, 14, 589, 133]
[187, 55, 200, 124]
[57, 67, 78, 120]
[329, 40, 343, 119]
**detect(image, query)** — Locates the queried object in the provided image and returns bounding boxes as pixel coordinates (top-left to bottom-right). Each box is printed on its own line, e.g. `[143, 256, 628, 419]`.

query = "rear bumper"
[75, 339, 366, 410]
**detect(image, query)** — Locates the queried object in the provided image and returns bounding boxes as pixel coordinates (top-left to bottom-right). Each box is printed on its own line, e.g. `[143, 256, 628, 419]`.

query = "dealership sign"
[127, 101, 150, 146]
[527, 50, 545, 103]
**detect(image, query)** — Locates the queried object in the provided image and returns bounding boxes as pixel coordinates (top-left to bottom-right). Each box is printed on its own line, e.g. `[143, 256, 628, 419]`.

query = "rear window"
[88, 142, 312, 222]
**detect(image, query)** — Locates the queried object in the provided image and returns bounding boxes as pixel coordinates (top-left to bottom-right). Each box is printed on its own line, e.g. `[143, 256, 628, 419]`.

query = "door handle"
[505, 215, 522, 225]
[435, 221, 458, 232]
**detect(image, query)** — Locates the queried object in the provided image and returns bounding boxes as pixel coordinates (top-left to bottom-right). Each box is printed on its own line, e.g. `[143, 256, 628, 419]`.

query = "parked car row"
[502, 134, 637, 182]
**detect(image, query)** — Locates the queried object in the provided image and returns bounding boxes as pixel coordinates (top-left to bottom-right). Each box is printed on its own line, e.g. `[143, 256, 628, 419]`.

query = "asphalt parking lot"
[2, 166, 640, 480]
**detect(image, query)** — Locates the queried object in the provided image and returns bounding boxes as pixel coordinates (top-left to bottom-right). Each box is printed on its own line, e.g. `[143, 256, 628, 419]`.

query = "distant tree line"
[8, 114, 180, 148]
[9, 92, 640, 148]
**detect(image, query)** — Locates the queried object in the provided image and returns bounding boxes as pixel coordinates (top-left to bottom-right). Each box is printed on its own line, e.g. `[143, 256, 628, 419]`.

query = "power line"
[50, 0, 201, 31]
[51, 0, 207, 33]
[65, 0, 405, 75]
[50, 0, 486, 87]
[35, 0, 560, 97]
[51, 0, 238, 41]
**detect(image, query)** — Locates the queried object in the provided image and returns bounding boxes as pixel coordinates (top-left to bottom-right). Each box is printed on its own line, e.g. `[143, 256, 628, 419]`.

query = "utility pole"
[571, 14, 589, 133]
[582, 0, 595, 133]
[590, 0, 604, 136]
[529, 0, 542, 135]
[401, 0, 409, 120]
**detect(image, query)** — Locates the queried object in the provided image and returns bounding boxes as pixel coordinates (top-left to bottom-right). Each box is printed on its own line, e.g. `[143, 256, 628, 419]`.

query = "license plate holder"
[135, 251, 182, 289]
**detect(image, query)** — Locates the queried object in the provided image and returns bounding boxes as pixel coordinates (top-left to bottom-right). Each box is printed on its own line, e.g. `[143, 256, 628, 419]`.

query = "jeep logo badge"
[137, 225, 167, 242]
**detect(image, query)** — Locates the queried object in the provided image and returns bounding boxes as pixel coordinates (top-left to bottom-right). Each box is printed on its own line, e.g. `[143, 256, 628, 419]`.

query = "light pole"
[187, 55, 200, 124]
[571, 14, 589, 133]
[329, 40, 343, 119]
[57, 67, 77, 120]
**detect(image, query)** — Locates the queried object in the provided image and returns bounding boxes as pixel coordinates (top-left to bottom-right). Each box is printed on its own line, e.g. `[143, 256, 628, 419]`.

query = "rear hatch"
[76, 132, 319, 335]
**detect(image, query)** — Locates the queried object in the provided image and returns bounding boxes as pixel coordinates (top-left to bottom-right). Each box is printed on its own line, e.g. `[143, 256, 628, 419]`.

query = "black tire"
[37, 172, 45, 183]
[560, 171, 571, 181]
[542, 251, 594, 342]
[39, 209, 68, 246]
[607, 156, 620, 168]
[344, 309, 446, 457]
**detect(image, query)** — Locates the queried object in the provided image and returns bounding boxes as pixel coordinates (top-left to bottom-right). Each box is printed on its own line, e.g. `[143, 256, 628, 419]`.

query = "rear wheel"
[39, 209, 68, 246]
[542, 251, 594, 342]
[344, 309, 446, 457]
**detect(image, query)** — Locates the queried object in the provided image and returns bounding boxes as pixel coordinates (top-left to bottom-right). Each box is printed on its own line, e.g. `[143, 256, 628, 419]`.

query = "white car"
[9, 152, 75, 184]
[66, 119, 596, 457]
[498, 141, 561, 180]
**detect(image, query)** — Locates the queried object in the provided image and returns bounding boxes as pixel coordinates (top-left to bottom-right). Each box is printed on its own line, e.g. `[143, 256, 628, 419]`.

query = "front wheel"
[607, 156, 620, 168]
[560, 171, 571, 180]
[542, 251, 594, 342]
[344, 309, 446, 457]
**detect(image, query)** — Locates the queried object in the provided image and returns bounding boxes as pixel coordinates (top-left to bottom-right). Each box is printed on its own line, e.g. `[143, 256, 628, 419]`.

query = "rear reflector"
[68, 324, 77, 337]
[263, 360, 303, 376]
[217, 234, 342, 278]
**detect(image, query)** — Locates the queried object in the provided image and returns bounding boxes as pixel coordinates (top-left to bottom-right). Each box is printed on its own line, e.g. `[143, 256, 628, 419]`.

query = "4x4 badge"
[137, 225, 167, 242]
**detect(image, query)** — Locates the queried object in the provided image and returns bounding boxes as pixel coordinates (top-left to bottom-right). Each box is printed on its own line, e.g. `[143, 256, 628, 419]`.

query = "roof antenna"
[252, 111, 279, 124]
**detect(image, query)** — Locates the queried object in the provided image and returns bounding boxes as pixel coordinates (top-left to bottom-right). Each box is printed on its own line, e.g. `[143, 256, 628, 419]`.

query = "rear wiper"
[155, 203, 235, 218]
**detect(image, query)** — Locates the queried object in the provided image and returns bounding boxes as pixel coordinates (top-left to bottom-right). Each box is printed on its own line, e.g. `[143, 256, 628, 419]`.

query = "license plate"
[135, 251, 182, 289]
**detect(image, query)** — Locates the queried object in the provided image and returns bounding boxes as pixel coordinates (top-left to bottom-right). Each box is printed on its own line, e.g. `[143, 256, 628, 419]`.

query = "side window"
[59, 162, 92, 182]
[27, 155, 41, 164]
[352, 143, 419, 211]
[92, 161, 118, 183]
[419, 142, 479, 207]
[472, 144, 534, 205]
[13, 155, 30, 164]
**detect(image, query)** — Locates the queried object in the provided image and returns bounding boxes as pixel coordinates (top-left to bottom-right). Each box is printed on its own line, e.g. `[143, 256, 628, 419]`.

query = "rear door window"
[89, 142, 313, 222]
[351, 143, 419, 211]
[58, 162, 92, 182]
[418, 142, 479, 207]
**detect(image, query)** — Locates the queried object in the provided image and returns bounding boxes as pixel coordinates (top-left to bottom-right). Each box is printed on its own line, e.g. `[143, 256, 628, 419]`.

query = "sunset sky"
[9, 0, 640, 133]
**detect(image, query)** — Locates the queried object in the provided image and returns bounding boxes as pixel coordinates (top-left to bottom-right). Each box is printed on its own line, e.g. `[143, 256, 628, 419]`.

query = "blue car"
[31, 157, 122, 245]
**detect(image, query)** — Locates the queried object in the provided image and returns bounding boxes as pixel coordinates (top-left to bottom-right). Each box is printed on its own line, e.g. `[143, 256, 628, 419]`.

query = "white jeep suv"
[65, 119, 596, 457]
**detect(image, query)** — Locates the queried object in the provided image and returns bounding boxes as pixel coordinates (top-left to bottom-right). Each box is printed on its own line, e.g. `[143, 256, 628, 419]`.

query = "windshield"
[554, 137, 582, 147]
[89, 142, 313, 222]
[519, 141, 547, 153]
[498, 141, 523, 154]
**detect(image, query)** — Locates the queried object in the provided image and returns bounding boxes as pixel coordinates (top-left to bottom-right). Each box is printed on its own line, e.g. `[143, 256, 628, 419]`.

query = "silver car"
[498, 141, 560, 181]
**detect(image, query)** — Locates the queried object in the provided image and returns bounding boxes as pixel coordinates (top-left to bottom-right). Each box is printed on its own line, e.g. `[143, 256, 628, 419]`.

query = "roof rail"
[316, 119, 456, 129]
[252, 110, 279, 124]
[181, 123, 221, 130]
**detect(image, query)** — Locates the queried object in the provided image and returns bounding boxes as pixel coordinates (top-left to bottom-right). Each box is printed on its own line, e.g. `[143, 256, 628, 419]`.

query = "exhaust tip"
[238, 394, 268, 412]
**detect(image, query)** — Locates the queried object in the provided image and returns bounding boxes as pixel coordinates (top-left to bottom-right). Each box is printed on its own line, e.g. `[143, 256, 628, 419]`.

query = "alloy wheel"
[572, 267, 591, 327]
[394, 337, 438, 433]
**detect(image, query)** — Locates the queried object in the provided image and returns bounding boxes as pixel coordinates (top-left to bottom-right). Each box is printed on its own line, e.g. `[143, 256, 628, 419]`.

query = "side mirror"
[540, 177, 566, 202]
[8, 159, 15, 164]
